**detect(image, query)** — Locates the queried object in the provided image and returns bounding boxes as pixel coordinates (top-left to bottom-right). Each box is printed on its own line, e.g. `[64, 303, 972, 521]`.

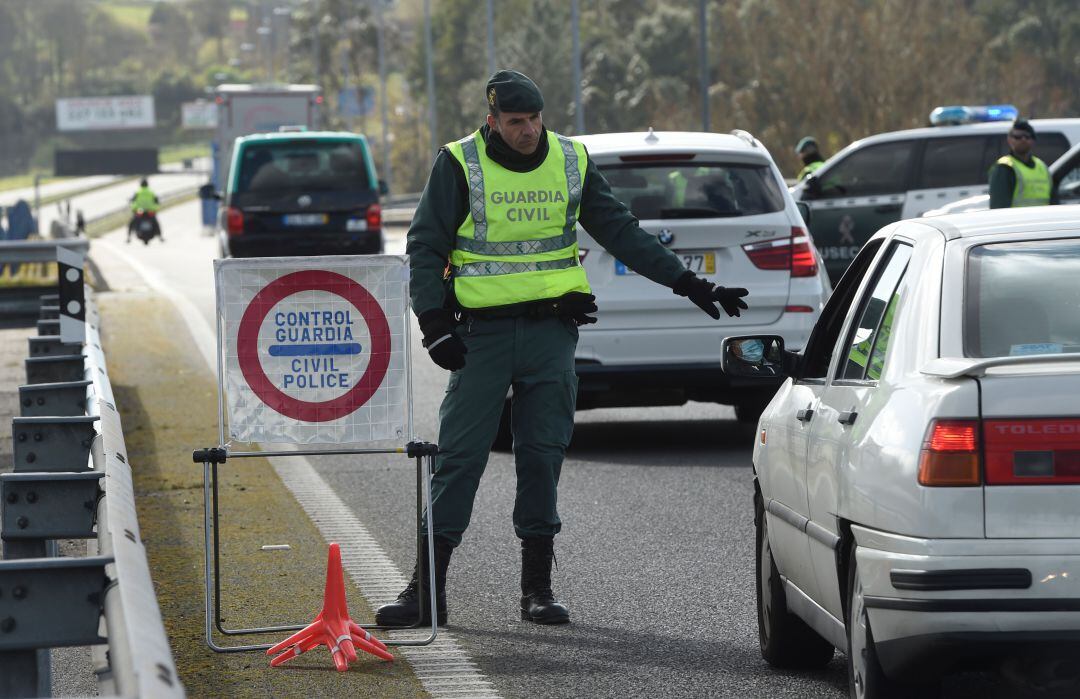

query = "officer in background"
[127, 178, 161, 242]
[377, 70, 749, 628]
[989, 119, 1052, 208]
[795, 136, 826, 181]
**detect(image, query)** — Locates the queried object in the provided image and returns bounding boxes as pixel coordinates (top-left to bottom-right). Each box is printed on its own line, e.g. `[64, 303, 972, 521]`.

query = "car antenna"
[644, 127, 659, 144]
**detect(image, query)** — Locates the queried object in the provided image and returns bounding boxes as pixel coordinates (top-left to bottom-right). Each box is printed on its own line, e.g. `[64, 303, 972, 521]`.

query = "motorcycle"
[131, 209, 161, 245]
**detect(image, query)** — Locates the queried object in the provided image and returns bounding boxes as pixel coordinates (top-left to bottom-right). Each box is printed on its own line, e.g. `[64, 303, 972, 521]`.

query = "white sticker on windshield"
[1009, 343, 1064, 356]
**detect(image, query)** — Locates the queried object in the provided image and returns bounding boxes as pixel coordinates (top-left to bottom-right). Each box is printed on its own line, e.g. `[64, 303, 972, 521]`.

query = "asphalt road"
[87, 198, 1023, 699]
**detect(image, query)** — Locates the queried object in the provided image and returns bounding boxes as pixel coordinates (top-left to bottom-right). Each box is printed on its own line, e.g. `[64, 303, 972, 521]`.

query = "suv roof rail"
[729, 129, 758, 147]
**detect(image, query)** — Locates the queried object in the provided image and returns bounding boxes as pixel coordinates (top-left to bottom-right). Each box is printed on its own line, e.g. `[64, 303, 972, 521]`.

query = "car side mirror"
[796, 201, 812, 226]
[722, 335, 795, 379]
[198, 183, 222, 200]
[802, 175, 822, 199]
[378, 179, 390, 196]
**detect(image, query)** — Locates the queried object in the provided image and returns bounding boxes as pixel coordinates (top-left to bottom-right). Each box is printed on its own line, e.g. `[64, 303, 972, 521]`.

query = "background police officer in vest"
[795, 136, 825, 181]
[377, 70, 749, 628]
[989, 119, 1053, 208]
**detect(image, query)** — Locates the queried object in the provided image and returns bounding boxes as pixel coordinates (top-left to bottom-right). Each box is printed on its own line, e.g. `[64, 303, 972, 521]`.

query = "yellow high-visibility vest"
[131, 186, 159, 212]
[994, 155, 1050, 207]
[798, 160, 824, 181]
[445, 130, 590, 309]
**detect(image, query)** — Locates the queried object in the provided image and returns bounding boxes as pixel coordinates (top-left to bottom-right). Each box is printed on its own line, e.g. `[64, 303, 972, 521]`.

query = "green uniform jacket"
[407, 126, 688, 316]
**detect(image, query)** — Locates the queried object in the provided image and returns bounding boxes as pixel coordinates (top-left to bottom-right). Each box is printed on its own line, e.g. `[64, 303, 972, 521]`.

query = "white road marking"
[96, 233, 498, 698]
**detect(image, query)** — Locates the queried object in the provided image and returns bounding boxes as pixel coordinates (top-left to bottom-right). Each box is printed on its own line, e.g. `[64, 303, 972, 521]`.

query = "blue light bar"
[930, 104, 1018, 126]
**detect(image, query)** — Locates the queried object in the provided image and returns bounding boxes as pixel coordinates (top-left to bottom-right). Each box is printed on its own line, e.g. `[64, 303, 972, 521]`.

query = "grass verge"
[97, 291, 426, 698]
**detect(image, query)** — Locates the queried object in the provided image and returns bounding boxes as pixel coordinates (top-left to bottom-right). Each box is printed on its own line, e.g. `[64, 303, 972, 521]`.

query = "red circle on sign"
[236, 270, 391, 422]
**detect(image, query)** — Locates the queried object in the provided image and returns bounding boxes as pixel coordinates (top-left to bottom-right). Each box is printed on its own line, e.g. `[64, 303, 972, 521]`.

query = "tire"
[846, 546, 938, 699]
[755, 493, 835, 669]
[491, 400, 513, 452]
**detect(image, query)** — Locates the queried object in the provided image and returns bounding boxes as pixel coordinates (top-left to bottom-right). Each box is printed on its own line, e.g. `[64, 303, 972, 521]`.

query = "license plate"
[283, 214, 328, 226]
[616, 251, 715, 275]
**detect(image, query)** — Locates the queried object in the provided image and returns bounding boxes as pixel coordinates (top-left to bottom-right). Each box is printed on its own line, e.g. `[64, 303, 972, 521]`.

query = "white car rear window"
[965, 238, 1080, 357]
[600, 162, 785, 220]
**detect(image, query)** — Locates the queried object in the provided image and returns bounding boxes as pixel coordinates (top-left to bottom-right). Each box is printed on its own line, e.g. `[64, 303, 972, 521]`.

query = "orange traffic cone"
[267, 543, 394, 670]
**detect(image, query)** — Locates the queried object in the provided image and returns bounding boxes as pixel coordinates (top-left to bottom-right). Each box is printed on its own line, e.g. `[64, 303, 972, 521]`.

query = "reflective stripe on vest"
[996, 155, 1051, 207]
[445, 130, 590, 308]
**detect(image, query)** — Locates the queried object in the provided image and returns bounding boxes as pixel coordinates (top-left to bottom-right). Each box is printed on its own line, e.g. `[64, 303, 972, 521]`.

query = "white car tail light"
[918, 419, 980, 486]
[741, 227, 817, 277]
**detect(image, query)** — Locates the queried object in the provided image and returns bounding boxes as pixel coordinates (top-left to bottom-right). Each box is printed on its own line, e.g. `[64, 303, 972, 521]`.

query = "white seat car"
[572, 130, 830, 420]
[722, 206, 1080, 697]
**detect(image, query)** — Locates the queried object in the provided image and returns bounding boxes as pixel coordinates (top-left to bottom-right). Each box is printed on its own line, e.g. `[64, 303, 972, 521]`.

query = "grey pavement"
[82, 198, 1027, 698]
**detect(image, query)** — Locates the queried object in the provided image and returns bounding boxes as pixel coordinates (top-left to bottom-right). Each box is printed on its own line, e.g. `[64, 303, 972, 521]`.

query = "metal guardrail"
[0, 247, 184, 697]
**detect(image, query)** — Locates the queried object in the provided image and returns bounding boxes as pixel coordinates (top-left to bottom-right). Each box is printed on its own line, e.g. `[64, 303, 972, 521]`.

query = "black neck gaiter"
[479, 123, 549, 173]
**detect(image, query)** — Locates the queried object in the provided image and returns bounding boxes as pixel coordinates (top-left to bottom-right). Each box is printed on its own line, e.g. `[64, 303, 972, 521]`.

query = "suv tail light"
[918, 419, 981, 486]
[366, 202, 382, 231]
[984, 419, 1080, 484]
[225, 207, 244, 236]
[742, 227, 817, 277]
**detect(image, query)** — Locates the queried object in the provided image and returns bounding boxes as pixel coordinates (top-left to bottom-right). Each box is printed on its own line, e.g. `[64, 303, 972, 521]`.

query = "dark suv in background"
[212, 131, 386, 258]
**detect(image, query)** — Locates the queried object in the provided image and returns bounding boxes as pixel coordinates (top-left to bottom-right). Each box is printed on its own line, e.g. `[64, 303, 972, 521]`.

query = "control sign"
[215, 256, 410, 445]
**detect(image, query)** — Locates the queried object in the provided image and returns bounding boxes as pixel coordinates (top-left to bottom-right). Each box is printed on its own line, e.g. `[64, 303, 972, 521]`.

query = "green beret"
[486, 70, 544, 114]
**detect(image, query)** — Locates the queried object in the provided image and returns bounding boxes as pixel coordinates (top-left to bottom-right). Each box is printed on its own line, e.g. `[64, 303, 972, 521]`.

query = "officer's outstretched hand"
[555, 291, 598, 326]
[673, 271, 750, 319]
[418, 309, 467, 371]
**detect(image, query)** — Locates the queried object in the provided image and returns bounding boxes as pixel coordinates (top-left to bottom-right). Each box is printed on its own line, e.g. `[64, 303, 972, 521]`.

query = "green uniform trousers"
[428, 314, 579, 547]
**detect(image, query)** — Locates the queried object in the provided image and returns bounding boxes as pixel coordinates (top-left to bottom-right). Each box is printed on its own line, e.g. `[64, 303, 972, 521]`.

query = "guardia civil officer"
[989, 119, 1053, 208]
[376, 70, 749, 627]
[795, 136, 825, 181]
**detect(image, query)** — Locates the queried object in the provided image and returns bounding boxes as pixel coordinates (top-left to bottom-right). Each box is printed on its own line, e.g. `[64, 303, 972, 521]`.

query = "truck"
[202, 84, 322, 225]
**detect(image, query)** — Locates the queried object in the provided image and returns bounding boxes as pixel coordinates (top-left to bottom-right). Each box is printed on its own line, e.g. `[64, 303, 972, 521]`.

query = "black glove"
[418, 309, 467, 371]
[673, 271, 749, 319]
[554, 291, 598, 326]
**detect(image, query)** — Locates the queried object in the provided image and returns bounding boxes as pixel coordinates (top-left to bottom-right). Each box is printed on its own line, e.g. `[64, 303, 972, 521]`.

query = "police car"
[572, 129, 830, 421]
[790, 106, 1080, 282]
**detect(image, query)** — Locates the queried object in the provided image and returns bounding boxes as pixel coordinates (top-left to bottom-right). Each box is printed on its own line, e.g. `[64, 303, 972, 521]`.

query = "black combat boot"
[520, 536, 570, 624]
[375, 536, 454, 627]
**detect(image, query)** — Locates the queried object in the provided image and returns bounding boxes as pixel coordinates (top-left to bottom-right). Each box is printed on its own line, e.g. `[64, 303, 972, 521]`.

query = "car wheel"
[491, 400, 512, 452]
[846, 546, 937, 699]
[755, 492, 835, 669]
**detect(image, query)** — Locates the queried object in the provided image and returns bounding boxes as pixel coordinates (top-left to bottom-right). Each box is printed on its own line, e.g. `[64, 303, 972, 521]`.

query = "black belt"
[460, 300, 561, 320]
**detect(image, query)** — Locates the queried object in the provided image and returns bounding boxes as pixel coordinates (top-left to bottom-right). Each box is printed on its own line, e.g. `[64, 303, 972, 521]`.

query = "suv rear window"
[965, 238, 1080, 357]
[599, 162, 785, 219]
[236, 140, 371, 193]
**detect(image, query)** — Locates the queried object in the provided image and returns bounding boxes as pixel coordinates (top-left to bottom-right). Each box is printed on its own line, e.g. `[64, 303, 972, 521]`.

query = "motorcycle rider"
[128, 178, 161, 243]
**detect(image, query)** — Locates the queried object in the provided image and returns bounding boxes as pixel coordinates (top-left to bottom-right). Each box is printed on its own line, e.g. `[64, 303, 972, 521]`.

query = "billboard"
[181, 100, 218, 130]
[56, 96, 156, 131]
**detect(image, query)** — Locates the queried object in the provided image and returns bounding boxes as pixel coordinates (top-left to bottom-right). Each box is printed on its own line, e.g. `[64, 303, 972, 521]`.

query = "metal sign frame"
[195, 256, 437, 654]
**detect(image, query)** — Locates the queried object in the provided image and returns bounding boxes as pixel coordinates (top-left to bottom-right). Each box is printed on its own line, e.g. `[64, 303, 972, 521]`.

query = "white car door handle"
[796, 407, 814, 422]
[838, 411, 858, 426]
